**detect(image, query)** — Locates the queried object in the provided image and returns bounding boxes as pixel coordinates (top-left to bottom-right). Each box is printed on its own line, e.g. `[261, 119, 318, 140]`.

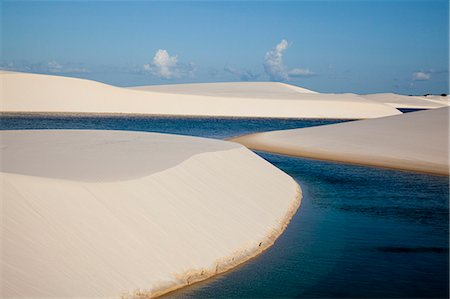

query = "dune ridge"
[231, 107, 449, 175]
[129, 81, 319, 97]
[1, 71, 401, 119]
[1, 130, 301, 298]
[361, 93, 449, 109]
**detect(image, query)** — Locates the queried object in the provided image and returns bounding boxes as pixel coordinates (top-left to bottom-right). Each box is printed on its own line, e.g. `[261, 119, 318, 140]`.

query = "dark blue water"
[169, 153, 448, 299]
[1, 115, 448, 298]
[397, 108, 428, 114]
[0, 114, 343, 139]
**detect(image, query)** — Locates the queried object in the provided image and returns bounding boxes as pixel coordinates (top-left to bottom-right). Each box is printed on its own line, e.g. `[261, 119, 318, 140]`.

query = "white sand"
[231, 108, 449, 175]
[130, 81, 319, 97]
[1, 130, 301, 298]
[134, 83, 450, 109]
[361, 93, 449, 109]
[1, 71, 401, 119]
[420, 95, 450, 106]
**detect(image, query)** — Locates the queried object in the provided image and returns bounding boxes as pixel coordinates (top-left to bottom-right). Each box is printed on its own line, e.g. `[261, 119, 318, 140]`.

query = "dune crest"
[1, 71, 401, 119]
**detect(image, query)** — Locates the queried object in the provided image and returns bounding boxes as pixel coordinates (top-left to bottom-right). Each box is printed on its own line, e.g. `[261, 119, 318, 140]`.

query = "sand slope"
[130, 81, 319, 97]
[1, 71, 401, 119]
[361, 93, 449, 109]
[134, 84, 450, 110]
[231, 108, 449, 175]
[419, 95, 450, 106]
[1, 130, 301, 298]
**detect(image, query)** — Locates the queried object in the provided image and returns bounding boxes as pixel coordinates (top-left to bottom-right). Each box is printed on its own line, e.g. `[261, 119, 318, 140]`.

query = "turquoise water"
[1, 115, 448, 298]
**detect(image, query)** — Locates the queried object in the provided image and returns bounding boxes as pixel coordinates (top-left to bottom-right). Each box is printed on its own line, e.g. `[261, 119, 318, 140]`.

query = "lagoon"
[1, 114, 448, 298]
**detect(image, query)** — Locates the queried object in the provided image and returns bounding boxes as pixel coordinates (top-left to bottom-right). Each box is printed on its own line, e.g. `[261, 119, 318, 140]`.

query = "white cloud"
[288, 68, 316, 77]
[47, 61, 63, 72]
[144, 49, 195, 79]
[0, 61, 28, 72]
[147, 49, 178, 79]
[46, 61, 89, 74]
[224, 65, 259, 81]
[263, 40, 316, 81]
[412, 71, 431, 81]
[0, 61, 89, 74]
[263, 39, 289, 81]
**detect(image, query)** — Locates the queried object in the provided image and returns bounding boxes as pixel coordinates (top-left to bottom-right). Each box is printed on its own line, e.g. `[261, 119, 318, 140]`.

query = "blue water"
[397, 108, 428, 114]
[0, 114, 343, 139]
[169, 153, 448, 299]
[1, 115, 448, 298]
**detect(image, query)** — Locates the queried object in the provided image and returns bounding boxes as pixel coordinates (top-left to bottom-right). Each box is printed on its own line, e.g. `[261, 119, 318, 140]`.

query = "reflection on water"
[1, 114, 448, 298]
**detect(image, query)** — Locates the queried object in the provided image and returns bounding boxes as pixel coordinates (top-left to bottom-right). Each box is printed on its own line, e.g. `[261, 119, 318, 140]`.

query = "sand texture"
[1, 71, 401, 119]
[231, 108, 449, 175]
[1, 130, 301, 298]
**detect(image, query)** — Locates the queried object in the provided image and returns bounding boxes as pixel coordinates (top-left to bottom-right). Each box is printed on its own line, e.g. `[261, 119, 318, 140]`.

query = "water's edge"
[2, 115, 447, 298]
[132, 185, 302, 299]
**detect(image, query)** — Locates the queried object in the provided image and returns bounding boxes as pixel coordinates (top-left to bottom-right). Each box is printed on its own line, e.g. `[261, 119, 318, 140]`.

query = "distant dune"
[1, 130, 300, 298]
[129, 81, 319, 97]
[1, 71, 401, 119]
[361, 93, 449, 109]
[231, 107, 449, 175]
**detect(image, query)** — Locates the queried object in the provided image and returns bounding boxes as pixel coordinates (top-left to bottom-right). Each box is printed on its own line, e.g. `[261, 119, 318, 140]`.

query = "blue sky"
[1, 0, 448, 94]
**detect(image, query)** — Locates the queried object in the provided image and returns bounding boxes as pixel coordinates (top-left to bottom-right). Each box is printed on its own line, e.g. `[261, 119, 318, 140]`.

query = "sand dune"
[132, 84, 449, 110]
[420, 95, 450, 106]
[130, 81, 319, 97]
[1, 71, 401, 119]
[231, 108, 449, 175]
[1, 130, 301, 298]
[361, 93, 449, 109]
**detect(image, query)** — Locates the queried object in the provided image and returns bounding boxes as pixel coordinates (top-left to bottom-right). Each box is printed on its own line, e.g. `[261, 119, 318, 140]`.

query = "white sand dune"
[1, 130, 301, 298]
[1, 71, 401, 119]
[361, 93, 449, 109]
[132, 83, 450, 110]
[130, 81, 319, 97]
[419, 95, 450, 106]
[231, 108, 449, 175]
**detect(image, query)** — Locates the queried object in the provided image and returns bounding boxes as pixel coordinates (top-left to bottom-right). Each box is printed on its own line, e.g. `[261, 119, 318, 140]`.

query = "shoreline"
[248, 147, 448, 177]
[230, 108, 450, 177]
[230, 136, 449, 176]
[147, 185, 302, 299]
[0, 111, 359, 121]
